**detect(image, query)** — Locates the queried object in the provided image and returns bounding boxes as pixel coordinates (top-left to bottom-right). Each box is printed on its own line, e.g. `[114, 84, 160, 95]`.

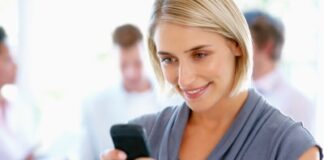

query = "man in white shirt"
[244, 10, 315, 133]
[80, 24, 166, 160]
[0, 26, 35, 160]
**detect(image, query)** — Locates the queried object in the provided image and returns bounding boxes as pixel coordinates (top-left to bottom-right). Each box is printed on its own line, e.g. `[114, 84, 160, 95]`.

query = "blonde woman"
[101, 0, 323, 159]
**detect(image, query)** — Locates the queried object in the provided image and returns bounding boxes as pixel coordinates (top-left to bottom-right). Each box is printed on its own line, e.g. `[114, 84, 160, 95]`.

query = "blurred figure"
[0, 26, 34, 160]
[244, 10, 315, 132]
[80, 24, 163, 160]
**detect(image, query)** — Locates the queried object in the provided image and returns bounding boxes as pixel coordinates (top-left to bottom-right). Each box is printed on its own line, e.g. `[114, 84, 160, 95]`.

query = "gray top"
[130, 89, 323, 160]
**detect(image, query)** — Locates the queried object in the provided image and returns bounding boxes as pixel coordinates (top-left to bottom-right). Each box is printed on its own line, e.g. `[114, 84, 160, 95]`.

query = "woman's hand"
[100, 149, 154, 160]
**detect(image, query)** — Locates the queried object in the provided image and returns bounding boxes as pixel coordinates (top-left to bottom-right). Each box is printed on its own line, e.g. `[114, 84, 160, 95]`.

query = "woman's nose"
[177, 62, 196, 89]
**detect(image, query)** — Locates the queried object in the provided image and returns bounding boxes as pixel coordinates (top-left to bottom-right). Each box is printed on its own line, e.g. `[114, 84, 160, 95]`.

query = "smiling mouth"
[181, 82, 211, 100]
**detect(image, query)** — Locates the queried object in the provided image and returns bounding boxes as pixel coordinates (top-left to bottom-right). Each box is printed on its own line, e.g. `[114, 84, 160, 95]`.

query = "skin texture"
[154, 22, 242, 113]
[299, 147, 320, 160]
[100, 149, 153, 160]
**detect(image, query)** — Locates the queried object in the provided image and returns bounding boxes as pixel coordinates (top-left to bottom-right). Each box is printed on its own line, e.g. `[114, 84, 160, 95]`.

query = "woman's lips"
[182, 83, 211, 100]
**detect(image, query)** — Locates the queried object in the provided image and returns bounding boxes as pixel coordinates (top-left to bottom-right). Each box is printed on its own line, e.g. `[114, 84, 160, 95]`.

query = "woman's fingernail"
[118, 152, 127, 159]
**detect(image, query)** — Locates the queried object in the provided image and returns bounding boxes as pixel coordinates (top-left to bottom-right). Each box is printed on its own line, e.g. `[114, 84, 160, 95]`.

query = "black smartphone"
[110, 124, 151, 160]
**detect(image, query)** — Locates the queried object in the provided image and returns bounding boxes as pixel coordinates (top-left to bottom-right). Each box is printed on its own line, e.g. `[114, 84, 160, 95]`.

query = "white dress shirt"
[80, 83, 180, 160]
[0, 95, 37, 160]
[253, 69, 315, 133]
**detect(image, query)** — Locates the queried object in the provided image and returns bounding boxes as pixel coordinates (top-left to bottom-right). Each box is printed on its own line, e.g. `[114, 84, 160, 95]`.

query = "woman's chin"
[186, 101, 212, 113]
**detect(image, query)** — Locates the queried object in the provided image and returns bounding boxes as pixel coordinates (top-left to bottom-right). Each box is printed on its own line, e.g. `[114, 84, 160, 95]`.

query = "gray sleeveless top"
[130, 89, 323, 160]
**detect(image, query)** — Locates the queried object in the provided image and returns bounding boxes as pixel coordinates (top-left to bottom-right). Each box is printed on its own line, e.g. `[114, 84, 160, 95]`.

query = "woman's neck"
[189, 90, 248, 130]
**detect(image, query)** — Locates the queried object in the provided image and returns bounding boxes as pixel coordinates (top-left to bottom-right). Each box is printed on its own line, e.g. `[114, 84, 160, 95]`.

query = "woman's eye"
[194, 53, 207, 59]
[160, 57, 176, 64]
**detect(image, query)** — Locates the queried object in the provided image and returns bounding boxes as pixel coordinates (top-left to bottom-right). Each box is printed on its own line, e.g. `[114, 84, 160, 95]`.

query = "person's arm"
[299, 147, 321, 160]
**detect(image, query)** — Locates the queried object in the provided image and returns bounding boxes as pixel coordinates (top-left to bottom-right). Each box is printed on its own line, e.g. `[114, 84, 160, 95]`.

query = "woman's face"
[154, 22, 241, 112]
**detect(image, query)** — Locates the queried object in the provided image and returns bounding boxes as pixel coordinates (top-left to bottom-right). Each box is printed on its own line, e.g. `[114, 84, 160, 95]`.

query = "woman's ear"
[228, 40, 242, 56]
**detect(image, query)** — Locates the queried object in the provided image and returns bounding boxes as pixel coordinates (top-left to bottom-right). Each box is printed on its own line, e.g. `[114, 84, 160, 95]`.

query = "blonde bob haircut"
[148, 0, 253, 96]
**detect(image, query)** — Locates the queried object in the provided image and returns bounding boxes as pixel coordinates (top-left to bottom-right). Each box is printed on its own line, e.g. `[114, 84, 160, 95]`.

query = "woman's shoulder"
[259, 103, 322, 159]
[242, 89, 321, 159]
[280, 124, 322, 159]
[239, 93, 322, 159]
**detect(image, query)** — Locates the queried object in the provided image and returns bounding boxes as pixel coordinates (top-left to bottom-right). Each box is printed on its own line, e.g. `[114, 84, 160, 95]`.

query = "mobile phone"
[110, 124, 151, 160]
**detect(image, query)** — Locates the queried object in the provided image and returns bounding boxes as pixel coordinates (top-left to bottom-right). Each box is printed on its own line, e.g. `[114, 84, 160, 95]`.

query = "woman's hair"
[147, 0, 253, 96]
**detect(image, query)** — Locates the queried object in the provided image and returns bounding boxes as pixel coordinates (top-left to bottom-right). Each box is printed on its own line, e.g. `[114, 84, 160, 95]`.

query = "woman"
[101, 0, 322, 159]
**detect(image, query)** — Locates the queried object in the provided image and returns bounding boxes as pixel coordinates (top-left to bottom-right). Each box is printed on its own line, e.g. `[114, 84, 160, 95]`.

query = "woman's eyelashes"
[193, 52, 208, 59]
[160, 56, 177, 65]
[159, 50, 210, 65]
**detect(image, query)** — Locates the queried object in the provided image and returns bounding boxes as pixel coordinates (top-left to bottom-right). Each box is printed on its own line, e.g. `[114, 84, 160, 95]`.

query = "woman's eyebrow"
[157, 45, 211, 55]
[184, 45, 211, 53]
[157, 51, 173, 56]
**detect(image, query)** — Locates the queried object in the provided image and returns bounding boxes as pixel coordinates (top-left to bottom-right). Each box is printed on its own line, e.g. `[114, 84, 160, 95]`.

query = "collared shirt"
[0, 96, 36, 160]
[253, 69, 315, 133]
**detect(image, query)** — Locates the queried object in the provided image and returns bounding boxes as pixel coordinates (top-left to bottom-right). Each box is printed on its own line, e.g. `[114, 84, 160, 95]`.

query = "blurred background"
[0, 0, 323, 159]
